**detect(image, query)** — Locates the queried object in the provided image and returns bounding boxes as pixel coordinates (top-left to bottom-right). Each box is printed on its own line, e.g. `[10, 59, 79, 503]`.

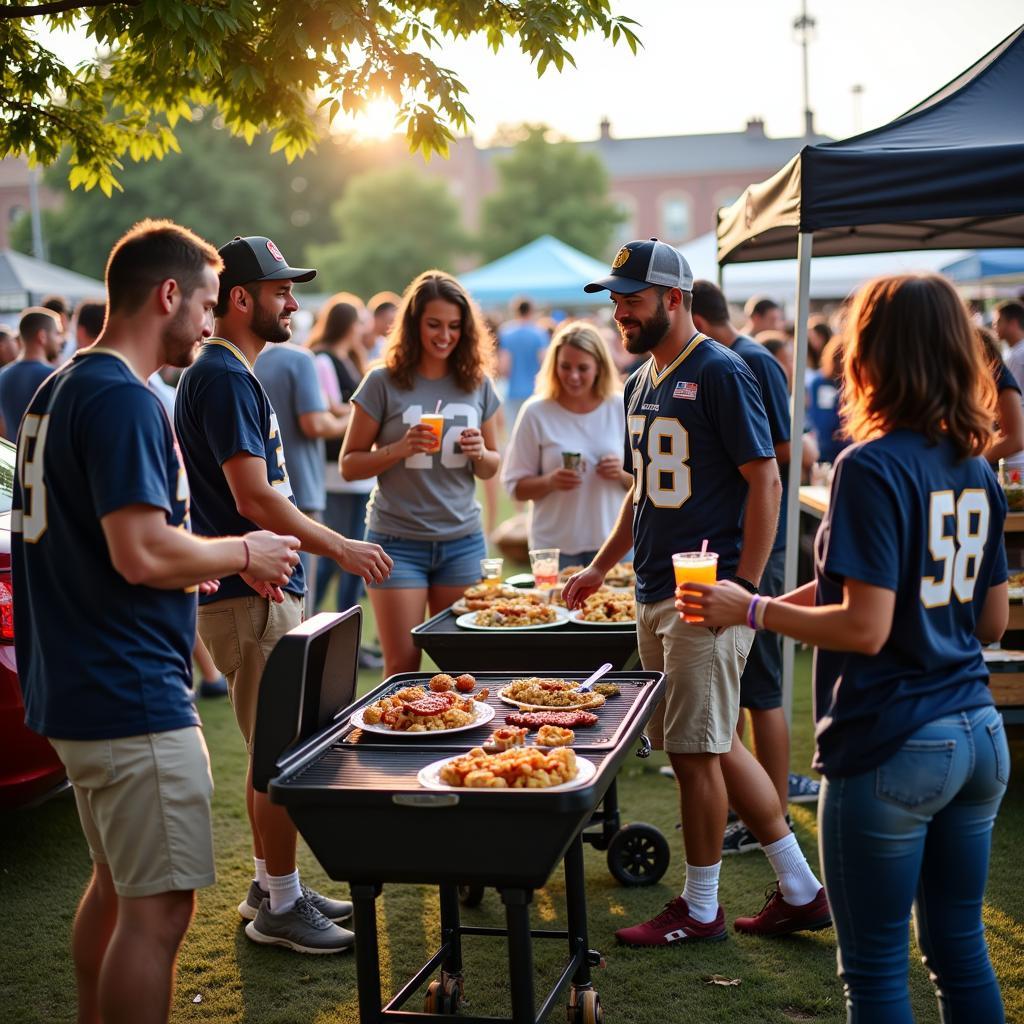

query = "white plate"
[455, 607, 571, 631]
[497, 684, 604, 712]
[351, 701, 495, 736]
[418, 753, 597, 792]
[1009, 587, 1024, 601]
[567, 609, 637, 627]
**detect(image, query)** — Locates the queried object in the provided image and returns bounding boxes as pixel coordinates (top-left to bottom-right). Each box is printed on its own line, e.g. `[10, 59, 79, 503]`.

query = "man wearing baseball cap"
[175, 236, 392, 955]
[565, 239, 828, 945]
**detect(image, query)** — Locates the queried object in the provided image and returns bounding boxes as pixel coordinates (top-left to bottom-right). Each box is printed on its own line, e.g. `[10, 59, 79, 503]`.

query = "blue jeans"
[315, 492, 370, 612]
[819, 705, 1009, 1024]
[364, 529, 486, 589]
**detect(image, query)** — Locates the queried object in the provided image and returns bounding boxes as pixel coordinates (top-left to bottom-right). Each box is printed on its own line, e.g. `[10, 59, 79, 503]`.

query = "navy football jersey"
[12, 349, 199, 740]
[813, 431, 1007, 777]
[623, 334, 776, 602]
[175, 338, 305, 603]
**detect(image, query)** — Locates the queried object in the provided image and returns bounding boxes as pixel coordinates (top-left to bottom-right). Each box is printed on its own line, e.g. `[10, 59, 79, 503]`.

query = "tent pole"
[782, 232, 813, 726]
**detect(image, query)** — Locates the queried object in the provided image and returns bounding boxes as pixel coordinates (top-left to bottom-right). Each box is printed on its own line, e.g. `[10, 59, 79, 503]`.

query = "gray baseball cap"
[585, 238, 693, 295]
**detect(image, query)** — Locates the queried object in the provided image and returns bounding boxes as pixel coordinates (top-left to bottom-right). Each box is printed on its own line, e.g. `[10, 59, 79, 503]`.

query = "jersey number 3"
[920, 489, 988, 607]
[628, 415, 690, 508]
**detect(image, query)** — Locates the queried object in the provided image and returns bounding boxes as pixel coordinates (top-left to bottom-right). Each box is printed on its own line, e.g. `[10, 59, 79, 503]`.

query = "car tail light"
[0, 575, 12, 643]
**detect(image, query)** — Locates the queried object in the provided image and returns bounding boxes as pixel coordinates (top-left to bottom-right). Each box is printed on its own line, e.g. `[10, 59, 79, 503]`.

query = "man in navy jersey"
[12, 220, 300, 1024]
[692, 280, 821, 853]
[175, 236, 392, 955]
[566, 239, 828, 945]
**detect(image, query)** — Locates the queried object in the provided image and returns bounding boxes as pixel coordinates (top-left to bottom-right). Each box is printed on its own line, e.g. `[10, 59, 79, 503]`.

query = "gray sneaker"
[244, 897, 355, 954]
[721, 821, 761, 856]
[238, 881, 353, 923]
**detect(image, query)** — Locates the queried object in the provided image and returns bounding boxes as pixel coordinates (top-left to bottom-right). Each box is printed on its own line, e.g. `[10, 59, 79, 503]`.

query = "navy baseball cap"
[585, 238, 693, 295]
[217, 236, 317, 292]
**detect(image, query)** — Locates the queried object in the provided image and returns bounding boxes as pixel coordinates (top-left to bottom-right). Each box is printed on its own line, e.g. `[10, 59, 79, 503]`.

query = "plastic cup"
[561, 452, 583, 471]
[529, 548, 560, 590]
[672, 552, 718, 623]
[420, 413, 444, 452]
[480, 557, 503, 587]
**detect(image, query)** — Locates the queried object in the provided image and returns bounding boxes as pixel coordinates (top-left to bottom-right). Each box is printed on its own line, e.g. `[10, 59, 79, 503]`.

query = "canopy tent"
[714, 23, 1024, 720]
[0, 249, 104, 314]
[458, 235, 611, 309]
[941, 248, 1024, 286]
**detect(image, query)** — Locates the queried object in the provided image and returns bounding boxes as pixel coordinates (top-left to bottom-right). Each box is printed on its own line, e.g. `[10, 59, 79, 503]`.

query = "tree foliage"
[11, 111, 359, 279]
[479, 124, 624, 262]
[307, 166, 465, 297]
[0, 1, 640, 193]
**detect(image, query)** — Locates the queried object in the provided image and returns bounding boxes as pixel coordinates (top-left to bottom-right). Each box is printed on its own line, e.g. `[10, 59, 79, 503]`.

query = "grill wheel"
[457, 884, 485, 906]
[606, 823, 671, 886]
[567, 986, 603, 1024]
[424, 973, 462, 1014]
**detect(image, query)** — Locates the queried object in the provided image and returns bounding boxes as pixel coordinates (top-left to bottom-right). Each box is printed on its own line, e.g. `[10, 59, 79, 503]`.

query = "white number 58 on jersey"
[920, 489, 989, 607]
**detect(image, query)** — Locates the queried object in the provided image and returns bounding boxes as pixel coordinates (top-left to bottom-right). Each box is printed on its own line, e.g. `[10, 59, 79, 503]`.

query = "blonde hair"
[535, 320, 619, 402]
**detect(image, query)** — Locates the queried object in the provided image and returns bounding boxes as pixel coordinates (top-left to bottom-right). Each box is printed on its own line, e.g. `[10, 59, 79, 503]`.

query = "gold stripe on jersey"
[649, 332, 706, 388]
[207, 337, 255, 373]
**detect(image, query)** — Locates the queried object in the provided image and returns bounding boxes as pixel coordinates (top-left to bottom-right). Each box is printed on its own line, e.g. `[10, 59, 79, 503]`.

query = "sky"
[37, 1, 1023, 147]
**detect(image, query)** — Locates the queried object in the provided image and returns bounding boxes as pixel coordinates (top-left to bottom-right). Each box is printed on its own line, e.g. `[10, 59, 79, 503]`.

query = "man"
[997, 301, 1024, 474]
[12, 219, 300, 1024]
[253, 338, 349, 607]
[366, 292, 399, 362]
[691, 280, 820, 854]
[175, 235, 392, 955]
[74, 299, 107, 351]
[498, 298, 549, 429]
[565, 239, 828, 944]
[0, 307, 62, 440]
[0, 323, 20, 367]
[743, 296, 784, 337]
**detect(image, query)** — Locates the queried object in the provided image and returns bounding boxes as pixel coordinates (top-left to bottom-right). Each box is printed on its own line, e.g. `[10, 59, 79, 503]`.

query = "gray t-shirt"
[352, 367, 501, 540]
[253, 343, 327, 513]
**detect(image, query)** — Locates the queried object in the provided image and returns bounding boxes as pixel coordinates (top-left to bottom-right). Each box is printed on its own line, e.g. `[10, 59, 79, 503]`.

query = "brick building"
[0, 157, 58, 251]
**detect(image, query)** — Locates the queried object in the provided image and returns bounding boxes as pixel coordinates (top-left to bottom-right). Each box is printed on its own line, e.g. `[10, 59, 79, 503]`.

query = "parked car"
[0, 436, 66, 808]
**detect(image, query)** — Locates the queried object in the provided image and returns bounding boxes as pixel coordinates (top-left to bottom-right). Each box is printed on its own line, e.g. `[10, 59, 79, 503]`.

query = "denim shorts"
[366, 529, 487, 589]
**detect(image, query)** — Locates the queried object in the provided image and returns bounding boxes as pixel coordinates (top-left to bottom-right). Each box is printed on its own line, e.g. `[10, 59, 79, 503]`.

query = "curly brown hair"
[384, 270, 495, 391]
[842, 274, 994, 460]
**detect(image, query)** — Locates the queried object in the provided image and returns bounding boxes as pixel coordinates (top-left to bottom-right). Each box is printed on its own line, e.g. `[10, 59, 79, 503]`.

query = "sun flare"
[348, 98, 399, 141]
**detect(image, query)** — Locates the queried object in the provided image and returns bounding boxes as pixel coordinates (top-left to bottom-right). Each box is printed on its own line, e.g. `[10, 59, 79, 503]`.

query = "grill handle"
[635, 733, 652, 759]
[392, 793, 461, 808]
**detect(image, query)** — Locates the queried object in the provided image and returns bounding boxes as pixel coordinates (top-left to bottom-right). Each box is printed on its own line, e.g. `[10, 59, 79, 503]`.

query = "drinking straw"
[700, 538, 708, 555]
[434, 399, 442, 413]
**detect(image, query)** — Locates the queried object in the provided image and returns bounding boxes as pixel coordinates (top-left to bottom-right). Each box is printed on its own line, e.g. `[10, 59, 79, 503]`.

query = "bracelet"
[755, 597, 770, 630]
[731, 575, 759, 595]
[746, 595, 762, 630]
[241, 539, 250, 574]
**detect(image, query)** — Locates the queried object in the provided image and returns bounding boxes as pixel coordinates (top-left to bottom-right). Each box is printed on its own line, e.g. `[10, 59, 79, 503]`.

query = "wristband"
[755, 597, 770, 630]
[241, 539, 250, 574]
[746, 595, 762, 630]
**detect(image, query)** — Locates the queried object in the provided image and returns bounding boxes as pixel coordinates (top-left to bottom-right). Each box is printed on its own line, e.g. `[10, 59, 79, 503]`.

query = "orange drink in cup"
[672, 552, 718, 623]
[420, 413, 444, 452]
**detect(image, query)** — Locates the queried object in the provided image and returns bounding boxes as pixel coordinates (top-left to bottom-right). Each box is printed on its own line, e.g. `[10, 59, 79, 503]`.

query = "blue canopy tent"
[716, 23, 1024, 719]
[458, 235, 611, 309]
[942, 249, 1024, 284]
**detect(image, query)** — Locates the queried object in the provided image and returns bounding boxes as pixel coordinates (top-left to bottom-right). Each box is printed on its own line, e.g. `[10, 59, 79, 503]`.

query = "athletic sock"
[762, 832, 821, 906]
[253, 857, 269, 890]
[267, 870, 302, 914]
[681, 861, 721, 923]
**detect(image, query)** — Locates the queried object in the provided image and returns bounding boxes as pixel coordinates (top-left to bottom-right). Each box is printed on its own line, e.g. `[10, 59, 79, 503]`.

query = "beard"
[161, 304, 202, 369]
[618, 297, 670, 355]
[251, 299, 291, 345]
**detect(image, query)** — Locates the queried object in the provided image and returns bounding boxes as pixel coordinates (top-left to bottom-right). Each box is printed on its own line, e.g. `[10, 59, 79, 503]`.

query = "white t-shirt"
[501, 395, 627, 555]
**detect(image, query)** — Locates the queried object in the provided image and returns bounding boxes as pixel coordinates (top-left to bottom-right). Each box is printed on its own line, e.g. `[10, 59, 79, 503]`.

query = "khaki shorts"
[198, 592, 304, 752]
[50, 727, 215, 898]
[637, 597, 754, 754]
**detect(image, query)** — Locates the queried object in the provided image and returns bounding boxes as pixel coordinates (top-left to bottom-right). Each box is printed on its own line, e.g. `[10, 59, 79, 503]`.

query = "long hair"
[841, 274, 994, 459]
[307, 295, 365, 377]
[535, 320, 618, 402]
[385, 270, 495, 391]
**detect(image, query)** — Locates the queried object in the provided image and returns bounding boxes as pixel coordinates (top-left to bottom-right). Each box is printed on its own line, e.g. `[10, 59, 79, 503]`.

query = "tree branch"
[0, 0, 139, 19]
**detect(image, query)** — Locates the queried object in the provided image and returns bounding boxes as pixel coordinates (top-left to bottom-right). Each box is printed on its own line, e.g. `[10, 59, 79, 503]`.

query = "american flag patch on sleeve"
[673, 380, 698, 400]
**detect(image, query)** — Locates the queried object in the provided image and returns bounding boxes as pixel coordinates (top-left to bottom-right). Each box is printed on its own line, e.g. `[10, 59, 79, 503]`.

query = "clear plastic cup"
[529, 548, 560, 589]
[480, 557, 503, 588]
[420, 413, 444, 452]
[672, 551, 718, 623]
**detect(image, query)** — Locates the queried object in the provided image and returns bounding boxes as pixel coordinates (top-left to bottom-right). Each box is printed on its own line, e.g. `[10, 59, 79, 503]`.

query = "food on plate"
[361, 687, 478, 732]
[438, 746, 579, 788]
[473, 601, 559, 628]
[559, 564, 586, 582]
[482, 726, 528, 752]
[461, 584, 543, 611]
[429, 673, 455, 692]
[474, 688, 490, 702]
[577, 591, 636, 623]
[500, 677, 606, 709]
[604, 561, 635, 587]
[591, 683, 621, 698]
[455, 673, 477, 693]
[536, 725, 575, 747]
[505, 709, 599, 729]
[1008, 570, 1024, 589]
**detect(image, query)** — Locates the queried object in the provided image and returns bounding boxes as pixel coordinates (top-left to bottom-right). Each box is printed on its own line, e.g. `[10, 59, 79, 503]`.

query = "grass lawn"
[2, 642, 1022, 1024]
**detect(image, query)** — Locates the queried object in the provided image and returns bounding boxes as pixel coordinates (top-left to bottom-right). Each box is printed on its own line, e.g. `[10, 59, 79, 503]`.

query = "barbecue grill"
[254, 609, 666, 1024]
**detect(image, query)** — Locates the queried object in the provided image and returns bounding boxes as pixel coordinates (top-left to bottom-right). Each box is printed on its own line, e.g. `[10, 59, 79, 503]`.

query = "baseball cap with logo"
[584, 238, 693, 295]
[217, 236, 317, 293]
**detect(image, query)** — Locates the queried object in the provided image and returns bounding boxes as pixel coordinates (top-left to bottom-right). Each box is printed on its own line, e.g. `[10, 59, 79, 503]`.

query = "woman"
[501, 320, 632, 569]
[307, 297, 374, 613]
[977, 325, 1024, 466]
[341, 271, 500, 676]
[681, 275, 1009, 1023]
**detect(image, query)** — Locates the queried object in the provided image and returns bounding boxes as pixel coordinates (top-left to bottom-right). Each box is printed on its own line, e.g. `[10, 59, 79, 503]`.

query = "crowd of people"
[5, 221, 1018, 1024]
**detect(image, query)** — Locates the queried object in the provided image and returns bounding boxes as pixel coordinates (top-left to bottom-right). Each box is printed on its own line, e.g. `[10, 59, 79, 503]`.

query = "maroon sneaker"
[734, 884, 832, 936]
[615, 897, 726, 946]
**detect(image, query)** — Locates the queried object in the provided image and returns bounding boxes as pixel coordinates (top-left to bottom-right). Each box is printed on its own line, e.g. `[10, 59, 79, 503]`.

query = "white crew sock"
[762, 832, 821, 906]
[681, 861, 721, 923]
[253, 857, 269, 890]
[267, 869, 302, 914]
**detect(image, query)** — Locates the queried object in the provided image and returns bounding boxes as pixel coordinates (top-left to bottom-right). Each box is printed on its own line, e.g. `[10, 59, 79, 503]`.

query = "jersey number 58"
[920, 489, 988, 607]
